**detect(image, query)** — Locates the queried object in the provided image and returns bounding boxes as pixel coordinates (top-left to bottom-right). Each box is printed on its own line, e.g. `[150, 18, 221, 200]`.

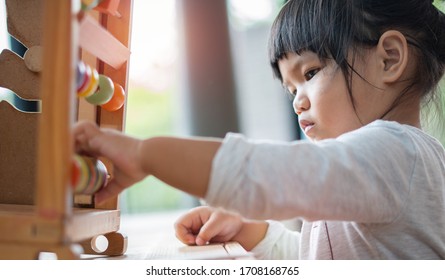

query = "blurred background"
[1, 0, 444, 215]
[120, 0, 296, 214]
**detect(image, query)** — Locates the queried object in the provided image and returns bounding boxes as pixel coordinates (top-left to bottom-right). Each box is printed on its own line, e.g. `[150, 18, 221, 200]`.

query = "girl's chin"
[304, 132, 331, 142]
[303, 134, 317, 141]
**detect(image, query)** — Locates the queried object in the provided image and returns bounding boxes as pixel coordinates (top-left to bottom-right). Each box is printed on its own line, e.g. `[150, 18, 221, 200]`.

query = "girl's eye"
[304, 68, 319, 81]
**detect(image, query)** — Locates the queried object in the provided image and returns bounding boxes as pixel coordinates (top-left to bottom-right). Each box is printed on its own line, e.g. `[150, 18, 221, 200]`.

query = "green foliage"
[123, 177, 185, 213]
[122, 86, 191, 213]
[125, 87, 174, 139]
[434, 0, 445, 11]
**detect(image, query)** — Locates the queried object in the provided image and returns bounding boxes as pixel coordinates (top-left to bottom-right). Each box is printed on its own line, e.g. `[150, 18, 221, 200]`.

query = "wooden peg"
[24, 46, 43, 73]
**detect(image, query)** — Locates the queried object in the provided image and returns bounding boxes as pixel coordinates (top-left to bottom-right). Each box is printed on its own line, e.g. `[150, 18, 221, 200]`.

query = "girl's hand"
[174, 206, 269, 251]
[73, 121, 147, 204]
[174, 206, 244, 246]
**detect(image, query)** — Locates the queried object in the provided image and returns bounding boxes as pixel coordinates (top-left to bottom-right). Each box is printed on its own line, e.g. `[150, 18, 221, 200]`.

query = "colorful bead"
[76, 63, 92, 93]
[77, 65, 99, 98]
[101, 82, 125, 111]
[85, 74, 114, 105]
[76, 60, 126, 111]
[81, 0, 102, 11]
[76, 61, 87, 90]
[71, 155, 108, 195]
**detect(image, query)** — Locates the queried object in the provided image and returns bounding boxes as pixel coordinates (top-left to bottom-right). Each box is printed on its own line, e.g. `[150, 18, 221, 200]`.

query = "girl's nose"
[293, 93, 310, 115]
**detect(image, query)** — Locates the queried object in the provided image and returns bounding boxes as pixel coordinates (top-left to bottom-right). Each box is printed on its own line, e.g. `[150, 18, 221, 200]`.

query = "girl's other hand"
[174, 206, 244, 246]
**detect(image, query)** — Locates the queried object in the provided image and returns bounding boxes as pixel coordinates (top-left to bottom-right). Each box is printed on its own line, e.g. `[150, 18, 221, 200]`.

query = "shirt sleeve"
[204, 122, 415, 223]
[250, 220, 300, 260]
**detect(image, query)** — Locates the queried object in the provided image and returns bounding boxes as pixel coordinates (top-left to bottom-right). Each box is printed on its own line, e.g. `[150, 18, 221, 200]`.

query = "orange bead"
[71, 155, 89, 191]
[71, 158, 80, 189]
[101, 82, 125, 112]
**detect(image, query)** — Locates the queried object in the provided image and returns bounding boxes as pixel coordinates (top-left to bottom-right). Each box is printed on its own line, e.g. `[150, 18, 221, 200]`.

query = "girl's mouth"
[299, 119, 315, 134]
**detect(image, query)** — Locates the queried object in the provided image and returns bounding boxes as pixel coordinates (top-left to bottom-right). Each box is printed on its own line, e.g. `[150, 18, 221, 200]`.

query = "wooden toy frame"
[0, 0, 133, 259]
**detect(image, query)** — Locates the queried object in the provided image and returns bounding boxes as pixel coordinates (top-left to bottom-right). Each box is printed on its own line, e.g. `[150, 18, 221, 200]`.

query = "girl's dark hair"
[269, 0, 445, 113]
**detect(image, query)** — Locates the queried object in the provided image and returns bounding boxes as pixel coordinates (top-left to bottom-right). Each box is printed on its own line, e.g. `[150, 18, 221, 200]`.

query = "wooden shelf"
[0, 204, 120, 243]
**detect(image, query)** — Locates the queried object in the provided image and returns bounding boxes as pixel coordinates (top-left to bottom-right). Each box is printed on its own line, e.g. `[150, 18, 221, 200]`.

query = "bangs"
[268, 0, 354, 81]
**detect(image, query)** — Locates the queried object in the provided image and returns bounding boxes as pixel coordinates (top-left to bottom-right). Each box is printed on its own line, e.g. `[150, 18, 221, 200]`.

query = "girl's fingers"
[174, 207, 242, 246]
[174, 222, 198, 245]
[94, 179, 124, 205]
[196, 212, 232, 245]
[73, 121, 101, 155]
[174, 207, 212, 245]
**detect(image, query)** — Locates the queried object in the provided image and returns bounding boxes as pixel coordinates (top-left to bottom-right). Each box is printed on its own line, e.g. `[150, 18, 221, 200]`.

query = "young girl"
[74, 0, 445, 259]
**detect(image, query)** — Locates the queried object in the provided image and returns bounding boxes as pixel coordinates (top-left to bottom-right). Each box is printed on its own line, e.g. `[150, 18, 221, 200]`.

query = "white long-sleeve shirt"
[204, 120, 445, 259]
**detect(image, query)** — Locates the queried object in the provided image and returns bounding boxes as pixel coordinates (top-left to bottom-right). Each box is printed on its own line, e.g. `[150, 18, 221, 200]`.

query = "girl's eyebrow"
[289, 52, 316, 71]
[280, 54, 308, 86]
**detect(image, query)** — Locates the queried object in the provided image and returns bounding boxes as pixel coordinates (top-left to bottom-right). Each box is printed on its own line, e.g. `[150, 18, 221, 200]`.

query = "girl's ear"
[375, 30, 409, 84]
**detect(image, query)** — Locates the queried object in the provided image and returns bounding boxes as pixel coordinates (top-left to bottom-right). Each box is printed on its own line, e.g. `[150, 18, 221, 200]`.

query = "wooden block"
[74, 194, 94, 206]
[80, 231, 127, 256]
[65, 209, 121, 242]
[0, 204, 121, 244]
[79, 14, 130, 69]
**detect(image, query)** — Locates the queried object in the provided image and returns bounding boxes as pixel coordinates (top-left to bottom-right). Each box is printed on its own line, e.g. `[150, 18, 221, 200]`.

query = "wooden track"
[0, 0, 133, 259]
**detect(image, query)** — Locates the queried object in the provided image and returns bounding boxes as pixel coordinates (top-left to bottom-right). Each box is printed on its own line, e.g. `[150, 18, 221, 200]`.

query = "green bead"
[81, 0, 101, 11]
[85, 75, 115, 105]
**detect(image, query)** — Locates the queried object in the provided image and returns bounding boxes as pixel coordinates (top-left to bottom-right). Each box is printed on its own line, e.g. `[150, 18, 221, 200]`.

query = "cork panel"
[5, 0, 42, 48]
[0, 49, 40, 100]
[0, 103, 38, 205]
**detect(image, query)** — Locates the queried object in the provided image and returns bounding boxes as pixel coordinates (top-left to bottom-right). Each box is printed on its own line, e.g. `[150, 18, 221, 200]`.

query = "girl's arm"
[139, 136, 222, 198]
[73, 121, 222, 204]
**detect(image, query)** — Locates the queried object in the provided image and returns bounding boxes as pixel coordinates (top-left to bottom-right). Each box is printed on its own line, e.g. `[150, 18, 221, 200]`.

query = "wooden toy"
[101, 81, 125, 111]
[94, 0, 122, 17]
[77, 62, 99, 98]
[0, 0, 42, 206]
[85, 74, 114, 105]
[71, 155, 108, 195]
[76, 61, 126, 111]
[0, 0, 133, 259]
[81, 0, 101, 11]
